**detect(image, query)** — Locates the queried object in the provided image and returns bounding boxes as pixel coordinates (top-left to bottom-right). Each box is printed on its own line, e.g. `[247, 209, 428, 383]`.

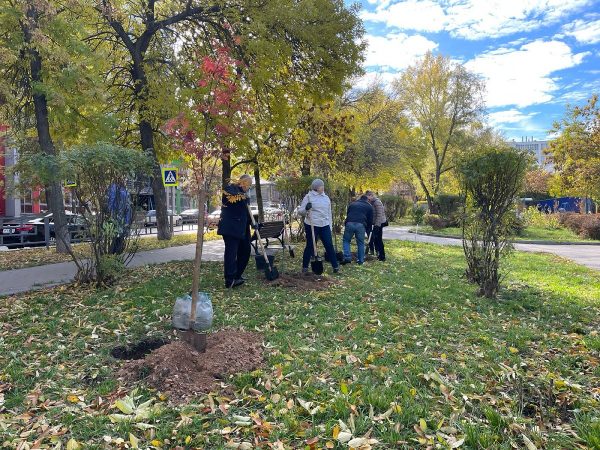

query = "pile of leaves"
[1, 242, 599, 448]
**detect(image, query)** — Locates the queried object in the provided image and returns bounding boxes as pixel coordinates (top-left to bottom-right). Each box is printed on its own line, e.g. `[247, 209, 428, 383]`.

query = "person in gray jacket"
[297, 179, 340, 273]
[366, 191, 387, 261]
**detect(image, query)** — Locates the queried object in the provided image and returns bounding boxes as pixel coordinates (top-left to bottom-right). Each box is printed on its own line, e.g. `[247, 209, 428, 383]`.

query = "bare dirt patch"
[117, 330, 264, 403]
[264, 272, 341, 290]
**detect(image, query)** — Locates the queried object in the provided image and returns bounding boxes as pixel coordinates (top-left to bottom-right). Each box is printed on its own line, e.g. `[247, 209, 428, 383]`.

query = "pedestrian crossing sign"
[162, 167, 178, 187]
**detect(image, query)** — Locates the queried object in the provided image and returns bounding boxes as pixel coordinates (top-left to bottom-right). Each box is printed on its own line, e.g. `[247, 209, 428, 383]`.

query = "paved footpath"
[1, 227, 598, 296]
[0, 240, 226, 297]
[385, 226, 600, 271]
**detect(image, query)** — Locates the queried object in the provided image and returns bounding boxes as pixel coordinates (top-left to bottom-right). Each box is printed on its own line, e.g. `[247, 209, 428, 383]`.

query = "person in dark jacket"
[342, 194, 374, 265]
[366, 191, 387, 261]
[217, 174, 253, 288]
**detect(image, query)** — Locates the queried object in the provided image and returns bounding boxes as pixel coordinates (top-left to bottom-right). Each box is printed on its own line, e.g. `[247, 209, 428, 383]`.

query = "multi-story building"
[0, 128, 22, 217]
[509, 138, 553, 171]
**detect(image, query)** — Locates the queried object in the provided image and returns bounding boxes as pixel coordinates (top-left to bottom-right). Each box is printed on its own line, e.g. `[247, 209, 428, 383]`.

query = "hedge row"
[559, 213, 600, 240]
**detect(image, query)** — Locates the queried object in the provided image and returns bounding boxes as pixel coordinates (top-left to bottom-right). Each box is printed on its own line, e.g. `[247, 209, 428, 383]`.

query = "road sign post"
[162, 168, 178, 187]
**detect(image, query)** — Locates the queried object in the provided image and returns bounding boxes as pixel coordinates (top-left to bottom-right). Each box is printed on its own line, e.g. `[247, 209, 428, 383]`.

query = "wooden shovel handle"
[246, 203, 272, 268]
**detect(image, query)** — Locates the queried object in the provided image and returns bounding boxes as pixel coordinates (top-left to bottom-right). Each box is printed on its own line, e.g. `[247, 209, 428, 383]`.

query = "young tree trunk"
[23, 2, 70, 253]
[301, 157, 311, 176]
[222, 157, 231, 189]
[190, 187, 207, 313]
[254, 165, 264, 222]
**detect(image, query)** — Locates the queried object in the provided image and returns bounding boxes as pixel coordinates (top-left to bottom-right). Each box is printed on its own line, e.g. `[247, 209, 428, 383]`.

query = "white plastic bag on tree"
[172, 293, 213, 332]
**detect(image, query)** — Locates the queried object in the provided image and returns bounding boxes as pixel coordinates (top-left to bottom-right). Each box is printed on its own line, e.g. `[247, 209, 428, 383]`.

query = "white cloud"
[562, 18, 600, 44]
[353, 71, 399, 90]
[488, 109, 538, 126]
[364, 33, 438, 70]
[362, 0, 446, 33]
[465, 40, 589, 108]
[361, 0, 593, 40]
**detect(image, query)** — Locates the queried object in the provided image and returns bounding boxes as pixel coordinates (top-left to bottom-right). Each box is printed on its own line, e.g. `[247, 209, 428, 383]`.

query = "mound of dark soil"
[118, 330, 263, 403]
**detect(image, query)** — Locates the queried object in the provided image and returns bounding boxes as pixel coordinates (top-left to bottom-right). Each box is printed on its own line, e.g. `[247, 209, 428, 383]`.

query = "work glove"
[305, 202, 312, 211]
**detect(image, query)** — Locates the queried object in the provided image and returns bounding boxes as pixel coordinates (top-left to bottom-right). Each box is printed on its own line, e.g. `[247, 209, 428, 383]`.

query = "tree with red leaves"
[164, 44, 251, 344]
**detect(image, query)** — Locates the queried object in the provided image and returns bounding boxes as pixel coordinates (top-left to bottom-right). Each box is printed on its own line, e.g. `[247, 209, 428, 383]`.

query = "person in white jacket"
[297, 178, 339, 273]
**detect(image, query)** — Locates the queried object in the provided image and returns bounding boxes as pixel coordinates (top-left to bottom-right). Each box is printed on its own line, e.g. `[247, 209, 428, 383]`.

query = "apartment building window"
[21, 190, 33, 214]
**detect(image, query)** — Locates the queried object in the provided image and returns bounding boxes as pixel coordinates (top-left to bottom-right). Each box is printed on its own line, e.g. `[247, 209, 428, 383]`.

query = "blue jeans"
[343, 222, 366, 263]
[303, 224, 339, 270]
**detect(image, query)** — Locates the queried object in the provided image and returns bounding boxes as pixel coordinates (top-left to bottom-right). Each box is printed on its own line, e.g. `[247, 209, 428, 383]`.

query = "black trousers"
[223, 234, 251, 283]
[372, 225, 385, 259]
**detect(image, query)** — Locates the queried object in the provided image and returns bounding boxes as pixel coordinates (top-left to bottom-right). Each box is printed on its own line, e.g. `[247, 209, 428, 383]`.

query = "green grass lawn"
[1, 241, 599, 449]
[412, 225, 592, 243]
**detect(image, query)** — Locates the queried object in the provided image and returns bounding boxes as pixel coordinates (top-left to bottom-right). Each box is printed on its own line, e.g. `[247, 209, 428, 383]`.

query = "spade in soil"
[282, 211, 295, 258]
[247, 204, 279, 281]
[309, 212, 324, 275]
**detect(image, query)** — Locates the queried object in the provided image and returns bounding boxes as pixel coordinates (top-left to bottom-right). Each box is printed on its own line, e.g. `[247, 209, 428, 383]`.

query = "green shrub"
[433, 194, 464, 219]
[458, 145, 528, 298]
[522, 208, 562, 229]
[560, 213, 600, 240]
[411, 207, 425, 225]
[424, 214, 450, 230]
[380, 194, 411, 221]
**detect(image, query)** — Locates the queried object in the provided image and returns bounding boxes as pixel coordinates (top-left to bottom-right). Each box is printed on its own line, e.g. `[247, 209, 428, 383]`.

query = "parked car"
[180, 208, 200, 224]
[28, 212, 87, 244]
[144, 210, 182, 227]
[0, 220, 39, 247]
[0, 212, 87, 247]
[206, 209, 221, 229]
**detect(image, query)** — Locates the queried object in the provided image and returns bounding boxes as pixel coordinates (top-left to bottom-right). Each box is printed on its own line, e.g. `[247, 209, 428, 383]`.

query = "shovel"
[333, 224, 344, 263]
[247, 204, 279, 281]
[283, 211, 295, 258]
[364, 231, 374, 261]
[309, 212, 324, 275]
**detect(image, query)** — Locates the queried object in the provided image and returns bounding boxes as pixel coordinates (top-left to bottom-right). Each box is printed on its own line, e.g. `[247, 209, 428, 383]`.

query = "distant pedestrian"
[366, 191, 387, 261]
[217, 174, 253, 288]
[297, 178, 340, 274]
[342, 194, 373, 265]
[107, 183, 132, 255]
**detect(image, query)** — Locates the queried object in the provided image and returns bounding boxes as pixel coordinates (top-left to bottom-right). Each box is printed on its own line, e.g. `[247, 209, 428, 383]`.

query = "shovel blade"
[177, 330, 207, 353]
[311, 259, 324, 275]
[265, 266, 279, 281]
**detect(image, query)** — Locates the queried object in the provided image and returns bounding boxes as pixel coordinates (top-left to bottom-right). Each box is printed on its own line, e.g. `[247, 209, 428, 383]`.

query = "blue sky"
[348, 0, 600, 141]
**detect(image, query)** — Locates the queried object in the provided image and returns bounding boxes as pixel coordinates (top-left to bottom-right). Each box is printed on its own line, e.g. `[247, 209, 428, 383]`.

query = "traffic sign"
[64, 180, 77, 187]
[162, 167, 178, 187]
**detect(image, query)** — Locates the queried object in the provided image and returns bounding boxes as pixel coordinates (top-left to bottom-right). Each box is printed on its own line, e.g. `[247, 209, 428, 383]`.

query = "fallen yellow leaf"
[129, 432, 139, 449]
[332, 424, 340, 439]
[66, 439, 81, 450]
